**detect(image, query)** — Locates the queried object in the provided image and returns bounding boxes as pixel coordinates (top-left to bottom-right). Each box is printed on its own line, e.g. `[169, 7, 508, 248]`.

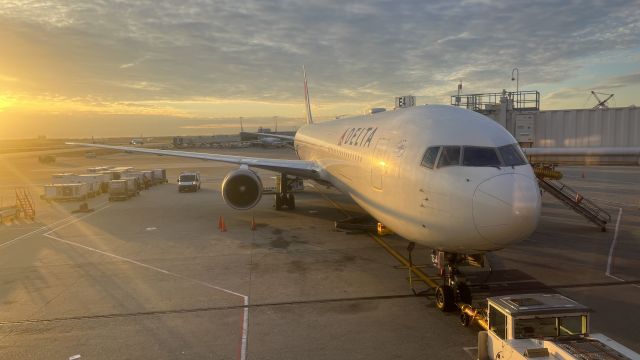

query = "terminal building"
[449, 90, 640, 165]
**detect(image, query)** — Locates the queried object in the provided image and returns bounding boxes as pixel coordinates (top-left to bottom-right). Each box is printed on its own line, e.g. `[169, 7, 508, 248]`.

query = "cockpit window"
[462, 147, 501, 167]
[499, 144, 527, 166]
[420, 146, 440, 169]
[437, 146, 461, 168]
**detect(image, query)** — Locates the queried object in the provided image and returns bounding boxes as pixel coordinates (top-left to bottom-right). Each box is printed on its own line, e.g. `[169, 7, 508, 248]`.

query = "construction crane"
[590, 90, 614, 109]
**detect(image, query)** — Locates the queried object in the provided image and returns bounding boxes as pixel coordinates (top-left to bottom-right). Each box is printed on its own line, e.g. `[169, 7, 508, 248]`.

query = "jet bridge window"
[420, 146, 440, 169]
[498, 144, 527, 166]
[463, 147, 501, 167]
[437, 146, 461, 168]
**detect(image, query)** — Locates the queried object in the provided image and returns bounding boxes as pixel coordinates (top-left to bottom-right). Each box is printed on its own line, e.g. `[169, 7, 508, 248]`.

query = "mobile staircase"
[538, 178, 610, 231]
[15, 187, 36, 220]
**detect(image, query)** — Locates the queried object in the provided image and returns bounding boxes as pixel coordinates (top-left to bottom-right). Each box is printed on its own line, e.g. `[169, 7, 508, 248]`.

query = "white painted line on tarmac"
[605, 208, 622, 276]
[462, 346, 477, 358]
[43, 204, 111, 236]
[604, 208, 640, 289]
[0, 202, 107, 249]
[43, 220, 249, 360]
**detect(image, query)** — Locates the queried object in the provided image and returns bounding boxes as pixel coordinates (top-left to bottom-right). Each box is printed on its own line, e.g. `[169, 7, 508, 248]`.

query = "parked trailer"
[51, 173, 102, 197]
[123, 171, 146, 190]
[121, 177, 140, 197]
[152, 169, 168, 184]
[140, 171, 155, 188]
[108, 180, 129, 201]
[43, 184, 89, 201]
[77, 174, 109, 195]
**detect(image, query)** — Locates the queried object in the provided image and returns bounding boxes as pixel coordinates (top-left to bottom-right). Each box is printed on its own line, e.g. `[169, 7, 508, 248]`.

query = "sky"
[1, 0, 639, 139]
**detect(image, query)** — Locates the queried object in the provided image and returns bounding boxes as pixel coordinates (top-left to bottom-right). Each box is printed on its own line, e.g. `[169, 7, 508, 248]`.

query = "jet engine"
[221, 168, 263, 210]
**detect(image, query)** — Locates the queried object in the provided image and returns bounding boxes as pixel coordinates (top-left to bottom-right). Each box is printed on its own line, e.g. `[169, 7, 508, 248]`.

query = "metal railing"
[451, 91, 540, 112]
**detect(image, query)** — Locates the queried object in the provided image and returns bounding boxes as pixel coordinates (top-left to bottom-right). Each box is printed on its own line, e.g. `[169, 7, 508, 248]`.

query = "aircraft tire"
[456, 283, 472, 305]
[435, 285, 455, 312]
[275, 194, 283, 211]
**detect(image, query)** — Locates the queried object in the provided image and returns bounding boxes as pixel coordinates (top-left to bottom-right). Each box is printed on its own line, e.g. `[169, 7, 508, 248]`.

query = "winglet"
[303, 65, 314, 125]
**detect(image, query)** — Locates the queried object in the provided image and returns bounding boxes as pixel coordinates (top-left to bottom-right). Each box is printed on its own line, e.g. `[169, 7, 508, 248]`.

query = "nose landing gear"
[432, 251, 473, 312]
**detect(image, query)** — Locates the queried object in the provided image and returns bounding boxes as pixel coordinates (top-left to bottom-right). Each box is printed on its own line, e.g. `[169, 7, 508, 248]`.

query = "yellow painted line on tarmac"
[309, 184, 439, 290]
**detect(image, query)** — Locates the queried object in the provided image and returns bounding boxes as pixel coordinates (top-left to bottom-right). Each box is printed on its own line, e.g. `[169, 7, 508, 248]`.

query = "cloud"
[0, 0, 639, 114]
[596, 73, 640, 89]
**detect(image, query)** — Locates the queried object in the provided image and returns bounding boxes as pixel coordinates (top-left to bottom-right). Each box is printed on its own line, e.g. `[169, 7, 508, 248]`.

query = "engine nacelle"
[221, 168, 263, 210]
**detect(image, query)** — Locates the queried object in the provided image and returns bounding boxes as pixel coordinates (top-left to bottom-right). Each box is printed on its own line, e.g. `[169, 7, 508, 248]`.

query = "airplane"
[68, 70, 640, 312]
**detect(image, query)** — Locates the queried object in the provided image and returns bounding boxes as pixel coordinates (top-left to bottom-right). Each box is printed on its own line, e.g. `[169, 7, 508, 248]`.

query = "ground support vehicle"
[477, 293, 639, 359]
[178, 172, 201, 192]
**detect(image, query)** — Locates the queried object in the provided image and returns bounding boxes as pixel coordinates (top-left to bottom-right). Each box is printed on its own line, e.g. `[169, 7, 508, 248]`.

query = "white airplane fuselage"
[294, 105, 541, 253]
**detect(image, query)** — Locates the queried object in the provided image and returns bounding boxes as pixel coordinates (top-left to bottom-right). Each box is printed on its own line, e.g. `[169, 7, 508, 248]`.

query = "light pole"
[511, 68, 519, 93]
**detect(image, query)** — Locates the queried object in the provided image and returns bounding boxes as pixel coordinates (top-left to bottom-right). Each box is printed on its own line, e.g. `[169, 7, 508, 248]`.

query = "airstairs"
[15, 187, 36, 220]
[537, 178, 610, 231]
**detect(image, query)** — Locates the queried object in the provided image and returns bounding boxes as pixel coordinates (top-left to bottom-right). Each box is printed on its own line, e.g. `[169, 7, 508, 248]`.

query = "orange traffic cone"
[250, 216, 256, 231]
[218, 216, 227, 232]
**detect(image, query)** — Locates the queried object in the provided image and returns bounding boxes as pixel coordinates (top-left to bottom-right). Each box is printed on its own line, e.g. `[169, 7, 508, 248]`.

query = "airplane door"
[371, 138, 389, 190]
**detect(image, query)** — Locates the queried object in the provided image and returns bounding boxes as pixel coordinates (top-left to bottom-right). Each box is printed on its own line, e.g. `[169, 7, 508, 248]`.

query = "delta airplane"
[68, 73, 640, 311]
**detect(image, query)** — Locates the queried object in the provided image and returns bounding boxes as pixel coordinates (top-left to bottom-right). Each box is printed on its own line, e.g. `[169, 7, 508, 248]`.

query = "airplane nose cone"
[473, 174, 541, 247]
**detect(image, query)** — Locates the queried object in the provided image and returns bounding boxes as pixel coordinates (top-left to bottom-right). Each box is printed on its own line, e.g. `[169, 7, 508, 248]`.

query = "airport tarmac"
[0, 147, 638, 359]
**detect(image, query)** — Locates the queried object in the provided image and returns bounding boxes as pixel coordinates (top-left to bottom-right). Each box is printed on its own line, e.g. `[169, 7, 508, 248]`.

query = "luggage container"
[52, 173, 103, 197]
[152, 169, 168, 184]
[141, 171, 155, 188]
[123, 171, 146, 190]
[108, 180, 129, 201]
[77, 174, 107, 196]
[121, 177, 140, 197]
[43, 184, 89, 201]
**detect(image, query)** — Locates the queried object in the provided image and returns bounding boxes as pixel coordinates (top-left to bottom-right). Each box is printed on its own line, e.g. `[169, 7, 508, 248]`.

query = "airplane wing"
[523, 146, 640, 166]
[66, 142, 321, 179]
[244, 132, 295, 141]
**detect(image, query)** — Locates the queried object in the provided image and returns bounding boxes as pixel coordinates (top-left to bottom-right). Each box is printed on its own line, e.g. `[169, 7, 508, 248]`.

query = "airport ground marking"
[0, 202, 108, 249]
[43, 229, 249, 360]
[604, 208, 640, 289]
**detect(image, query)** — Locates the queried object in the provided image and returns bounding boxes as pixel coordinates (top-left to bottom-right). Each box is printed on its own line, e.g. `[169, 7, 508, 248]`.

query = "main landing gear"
[432, 251, 473, 312]
[274, 174, 296, 211]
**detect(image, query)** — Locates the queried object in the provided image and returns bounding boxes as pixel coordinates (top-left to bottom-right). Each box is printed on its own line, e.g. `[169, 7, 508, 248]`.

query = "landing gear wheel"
[435, 285, 455, 312]
[287, 193, 296, 210]
[455, 282, 472, 305]
[275, 194, 283, 211]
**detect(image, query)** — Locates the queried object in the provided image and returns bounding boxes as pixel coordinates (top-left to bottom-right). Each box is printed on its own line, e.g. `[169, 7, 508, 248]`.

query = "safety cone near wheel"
[250, 216, 256, 231]
[218, 216, 227, 232]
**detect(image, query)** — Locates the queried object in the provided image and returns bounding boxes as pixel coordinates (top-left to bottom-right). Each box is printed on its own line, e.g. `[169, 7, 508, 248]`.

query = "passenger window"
[437, 146, 461, 168]
[463, 147, 501, 167]
[420, 146, 440, 169]
[499, 144, 527, 166]
[489, 305, 507, 340]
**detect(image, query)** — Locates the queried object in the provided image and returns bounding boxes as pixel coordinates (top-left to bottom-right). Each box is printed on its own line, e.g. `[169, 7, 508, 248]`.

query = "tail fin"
[303, 65, 314, 125]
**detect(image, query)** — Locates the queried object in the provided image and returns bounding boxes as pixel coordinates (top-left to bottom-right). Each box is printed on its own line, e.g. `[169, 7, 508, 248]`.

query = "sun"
[0, 95, 16, 112]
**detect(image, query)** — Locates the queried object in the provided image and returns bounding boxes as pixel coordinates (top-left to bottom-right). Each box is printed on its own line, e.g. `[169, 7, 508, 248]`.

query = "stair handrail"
[542, 179, 611, 223]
